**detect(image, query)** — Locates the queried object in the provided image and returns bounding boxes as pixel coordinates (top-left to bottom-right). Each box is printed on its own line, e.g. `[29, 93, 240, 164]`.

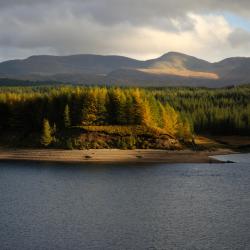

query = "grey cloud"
[1, 0, 250, 24]
[228, 28, 250, 48]
[0, 0, 250, 61]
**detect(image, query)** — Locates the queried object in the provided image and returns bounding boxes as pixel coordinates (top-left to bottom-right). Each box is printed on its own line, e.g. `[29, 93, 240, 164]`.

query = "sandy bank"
[0, 148, 233, 164]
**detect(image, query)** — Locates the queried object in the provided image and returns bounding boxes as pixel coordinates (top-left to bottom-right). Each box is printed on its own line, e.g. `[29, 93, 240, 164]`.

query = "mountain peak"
[159, 51, 190, 59]
[0, 52, 250, 87]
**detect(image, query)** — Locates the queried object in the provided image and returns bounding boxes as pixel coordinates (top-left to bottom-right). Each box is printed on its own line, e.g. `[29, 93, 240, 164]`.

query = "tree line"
[0, 85, 249, 147]
[0, 86, 192, 147]
[152, 86, 250, 135]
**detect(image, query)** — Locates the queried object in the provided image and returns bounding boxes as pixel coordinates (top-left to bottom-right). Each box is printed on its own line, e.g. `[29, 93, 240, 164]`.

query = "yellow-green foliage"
[1, 85, 249, 142]
[77, 125, 163, 137]
[3, 85, 236, 141]
[40, 118, 53, 147]
[151, 86, 250, 135]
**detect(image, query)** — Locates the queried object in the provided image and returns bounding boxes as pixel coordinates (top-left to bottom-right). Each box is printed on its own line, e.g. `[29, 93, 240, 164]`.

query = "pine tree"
[52, 123, 57, 135]
[40, 118, 53, 147]
[132, 89, 145, 125]
[161, 103, 180, 136]
[81, 92, 98, 125]
[52, 123, 57, 143]
[141, 100, 152, 126]
[64, 104, 71, 128]
[106, 89, 126, 124]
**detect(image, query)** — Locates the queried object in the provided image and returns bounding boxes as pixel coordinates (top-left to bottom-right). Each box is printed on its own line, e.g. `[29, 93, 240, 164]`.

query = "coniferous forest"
[0, 85, 249, 149]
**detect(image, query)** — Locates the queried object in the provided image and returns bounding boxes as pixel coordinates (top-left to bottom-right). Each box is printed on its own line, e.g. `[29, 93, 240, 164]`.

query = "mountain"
[0, 52, 250, 87]
[0, 54, 142, 75]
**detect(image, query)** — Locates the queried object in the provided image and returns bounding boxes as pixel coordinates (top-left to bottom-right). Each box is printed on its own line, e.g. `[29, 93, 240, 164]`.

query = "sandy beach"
[0, 148, 234, 164]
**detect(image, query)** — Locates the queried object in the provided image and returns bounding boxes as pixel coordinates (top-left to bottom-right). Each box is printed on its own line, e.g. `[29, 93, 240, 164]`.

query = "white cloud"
[0, 0, 250, 61]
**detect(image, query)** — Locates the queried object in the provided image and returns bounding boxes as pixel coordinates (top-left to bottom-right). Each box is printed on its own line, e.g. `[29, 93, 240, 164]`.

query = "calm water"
[211, 153, 250, 164]
[0, 156, 250, 250]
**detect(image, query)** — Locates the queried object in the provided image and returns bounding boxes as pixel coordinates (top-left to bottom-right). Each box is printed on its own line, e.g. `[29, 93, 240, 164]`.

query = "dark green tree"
[64, 104, 71, 128]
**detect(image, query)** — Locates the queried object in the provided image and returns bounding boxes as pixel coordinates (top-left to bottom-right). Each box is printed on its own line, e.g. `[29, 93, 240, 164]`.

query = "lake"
[0, 155, 250, 250]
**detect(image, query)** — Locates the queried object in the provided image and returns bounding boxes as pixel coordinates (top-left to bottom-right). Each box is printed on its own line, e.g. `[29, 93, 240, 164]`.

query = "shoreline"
[0, 148, 234, 164]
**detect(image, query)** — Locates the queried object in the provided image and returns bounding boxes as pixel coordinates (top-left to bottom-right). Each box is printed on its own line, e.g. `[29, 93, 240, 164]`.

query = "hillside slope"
[0, 52, 250, 87]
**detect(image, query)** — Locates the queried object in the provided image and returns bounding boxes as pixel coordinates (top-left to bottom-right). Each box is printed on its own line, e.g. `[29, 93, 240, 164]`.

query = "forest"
[152, 85, 250, 135]
[0, 85, 249, 149]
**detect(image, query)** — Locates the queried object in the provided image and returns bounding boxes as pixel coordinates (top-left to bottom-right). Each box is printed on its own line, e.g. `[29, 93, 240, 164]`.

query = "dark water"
[0, 159, 250, 250]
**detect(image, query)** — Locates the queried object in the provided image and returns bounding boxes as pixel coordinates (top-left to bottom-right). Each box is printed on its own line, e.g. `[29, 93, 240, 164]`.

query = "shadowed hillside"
[1, 52, 250, 87]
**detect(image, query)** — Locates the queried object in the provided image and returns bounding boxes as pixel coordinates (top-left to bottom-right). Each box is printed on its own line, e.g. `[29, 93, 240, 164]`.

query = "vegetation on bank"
[152, 86, 250, 135]
[0, 85, 249, 149]
[0, 87, 191, 149]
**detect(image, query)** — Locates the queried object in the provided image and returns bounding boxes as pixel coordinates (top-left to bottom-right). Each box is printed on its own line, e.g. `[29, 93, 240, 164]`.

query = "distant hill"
[0, 52, 250, 87]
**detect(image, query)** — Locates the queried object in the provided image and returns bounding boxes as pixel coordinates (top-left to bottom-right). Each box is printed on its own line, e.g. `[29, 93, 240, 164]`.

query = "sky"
[0, 0, 250, 62]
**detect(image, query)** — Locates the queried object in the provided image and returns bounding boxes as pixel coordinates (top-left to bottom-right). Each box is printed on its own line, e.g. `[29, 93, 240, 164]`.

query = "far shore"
[0, 148, 235, 164]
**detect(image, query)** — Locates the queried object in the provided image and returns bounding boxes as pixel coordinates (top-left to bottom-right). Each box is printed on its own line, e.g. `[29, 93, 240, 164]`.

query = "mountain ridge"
[0, 52, 250, 87]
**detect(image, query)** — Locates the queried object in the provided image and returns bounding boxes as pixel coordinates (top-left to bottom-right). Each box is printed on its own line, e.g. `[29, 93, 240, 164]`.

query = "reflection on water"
[0, 161, 250, 250]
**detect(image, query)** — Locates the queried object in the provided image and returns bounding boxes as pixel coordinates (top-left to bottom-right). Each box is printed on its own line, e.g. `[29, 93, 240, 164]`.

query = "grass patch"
[71, 125, 169, 137]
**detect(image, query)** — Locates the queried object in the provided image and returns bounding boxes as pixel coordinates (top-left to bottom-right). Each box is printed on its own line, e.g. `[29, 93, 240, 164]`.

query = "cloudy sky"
[1, 0, 250, 62]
